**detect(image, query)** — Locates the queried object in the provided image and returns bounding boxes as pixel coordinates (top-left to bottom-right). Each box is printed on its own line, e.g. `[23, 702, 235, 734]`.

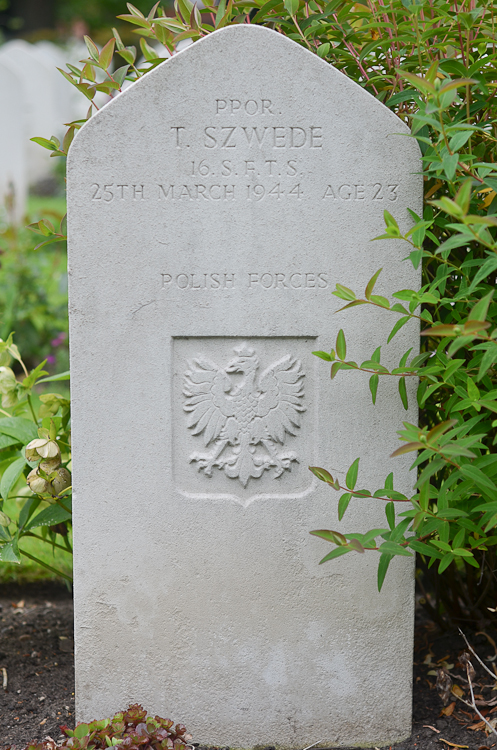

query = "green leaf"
[99, 39, 115, 70]
[467, 377, 480, 401]
[338, 492, 352, 520]
[408, 539, 442, 558]
[468, 256, 497, 294]
[387, 316, 410, 344]
[318, 546, 350, 564]
[459, 464, 497, 492]
[427, 420, 457, 443]
[365, 268, 382, 300]
[348, 538, 365, 553]
[0, 418, 38, 445]
[400, 70, 436, 94]
[385, 501, 395, 530]
[310, 529, 347, 545]
[369, 374, 379, 405]
[309, 466, 334, 484]
[379, 541, 413, 557]
[370, 295, 390, 308]
[333, 284, 356, 301]
[312, 351, 332, 362]
[390, 441, 424, 457]
[18, 497, 41, 530]
[25, 501, 72, 531]
[74, 724, 90, 740]
[477, 346, 497, 382]
[438, 552, 455, 573]
[317, 43, 330, 58]
[36, 371, 70, 384]
[345, 458, 359, 490]
[30, 136, 59, 152]
[398, 377, 408, 410]
[469, 290, 493, 322]
[1, 457, 26, 502]
[112, 65, 129, 88]
[442, 153, 459, 181]
[449, 131, 473, 153]
[336, 329, 346, 360]
[0, 540, 20, 563]
[330, 362, 345, 380]
[284, 0, 299, 14]
[84, 35, 99, 62]
[215, 0, 226, 25]
[377, 553, 393, 591]
[384, 210, 399, 231]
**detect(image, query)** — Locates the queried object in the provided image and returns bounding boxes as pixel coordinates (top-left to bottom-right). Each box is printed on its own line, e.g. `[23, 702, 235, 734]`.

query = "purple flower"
[46, 355, 56, 364]
[50, 333, 67, 347]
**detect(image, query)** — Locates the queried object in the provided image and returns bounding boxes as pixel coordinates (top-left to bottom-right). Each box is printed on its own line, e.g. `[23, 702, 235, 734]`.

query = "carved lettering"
[162, 272, 329, 290]
[322, 183, 399, 201]
[201, 126, 321, 149]
[90, 183, 145, 201]
[158, 184, 236, 201]
[373, 183, 383, 200]
[171, 126, 187, 148]
[215, 98, 276, 115]
[247, 272, 328, 289]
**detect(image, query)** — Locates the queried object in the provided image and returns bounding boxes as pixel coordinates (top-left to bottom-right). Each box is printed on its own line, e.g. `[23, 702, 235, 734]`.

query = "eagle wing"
[183, 357, 236, 445]
[256, 355, 305, 443]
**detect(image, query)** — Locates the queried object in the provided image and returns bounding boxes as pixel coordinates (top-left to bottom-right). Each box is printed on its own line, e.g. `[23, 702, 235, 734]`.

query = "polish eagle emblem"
[183, 343, 306, 487]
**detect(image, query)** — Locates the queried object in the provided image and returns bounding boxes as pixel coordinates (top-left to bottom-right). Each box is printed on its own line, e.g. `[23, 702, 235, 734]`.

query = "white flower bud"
[51, 467, 71, 495]
[26, 469, 51, 495]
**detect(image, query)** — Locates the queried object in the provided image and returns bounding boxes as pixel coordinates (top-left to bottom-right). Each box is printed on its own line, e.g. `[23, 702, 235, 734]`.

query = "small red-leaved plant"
[16, 704, 192, 750]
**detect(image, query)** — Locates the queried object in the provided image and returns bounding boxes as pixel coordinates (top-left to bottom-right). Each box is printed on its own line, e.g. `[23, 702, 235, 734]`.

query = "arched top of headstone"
[70, 23, 415, 164]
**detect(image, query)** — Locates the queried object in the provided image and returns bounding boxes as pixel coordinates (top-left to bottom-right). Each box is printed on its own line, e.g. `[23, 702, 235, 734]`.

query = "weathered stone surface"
[0, 61, 26, 221]
[68, 25, 421, 748]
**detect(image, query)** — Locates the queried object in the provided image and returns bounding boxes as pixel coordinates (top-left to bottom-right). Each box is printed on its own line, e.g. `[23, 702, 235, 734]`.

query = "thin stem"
[291, 14, 313, 52]
[465, 662, 497, 737]
[54, 496, 71, 515]
[22, 532, 71, 554]
[18, 359, 29, 378]
[18, 547, 72, 582]
[458, 629, 497, 680]
[27, 395, 38, 424]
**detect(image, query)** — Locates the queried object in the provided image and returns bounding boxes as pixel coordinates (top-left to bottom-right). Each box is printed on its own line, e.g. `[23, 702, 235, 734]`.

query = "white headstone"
[0, 61, 27, 221]
[34, 42, 89, 124]
[68, 25, 421, 748]
[0, 40, 61, 184]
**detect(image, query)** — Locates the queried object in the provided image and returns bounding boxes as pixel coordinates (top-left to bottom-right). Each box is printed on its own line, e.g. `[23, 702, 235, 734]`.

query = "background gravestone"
[0, 40, 62, 184]
[68, 25, 421, 748]
[0, 60, 26, 221]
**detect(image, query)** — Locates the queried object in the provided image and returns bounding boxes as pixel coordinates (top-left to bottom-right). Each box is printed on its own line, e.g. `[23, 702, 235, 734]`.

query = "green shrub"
[0, 208, 68, 373]
[22, 0, 497, 622]
[0, 335, 71, 581]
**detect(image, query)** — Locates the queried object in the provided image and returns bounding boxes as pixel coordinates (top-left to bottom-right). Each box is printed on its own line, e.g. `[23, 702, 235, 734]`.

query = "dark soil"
[0, 582, 495, 750]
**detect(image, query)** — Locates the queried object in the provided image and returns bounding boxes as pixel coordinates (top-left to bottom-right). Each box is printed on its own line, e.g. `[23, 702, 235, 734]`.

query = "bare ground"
[0, 582, 494, 750]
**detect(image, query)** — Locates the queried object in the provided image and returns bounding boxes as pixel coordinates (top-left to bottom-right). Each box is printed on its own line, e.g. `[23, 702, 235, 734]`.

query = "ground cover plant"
[24, 0, 497, 625]
[11, 704, 192, 750]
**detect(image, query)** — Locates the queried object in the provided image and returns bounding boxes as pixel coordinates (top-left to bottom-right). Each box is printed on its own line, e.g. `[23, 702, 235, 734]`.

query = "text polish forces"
[161, 273, 329, 290]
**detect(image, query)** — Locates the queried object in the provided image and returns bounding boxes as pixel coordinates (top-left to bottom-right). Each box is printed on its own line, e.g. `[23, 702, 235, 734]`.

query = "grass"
[27, 196, 67, 221]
